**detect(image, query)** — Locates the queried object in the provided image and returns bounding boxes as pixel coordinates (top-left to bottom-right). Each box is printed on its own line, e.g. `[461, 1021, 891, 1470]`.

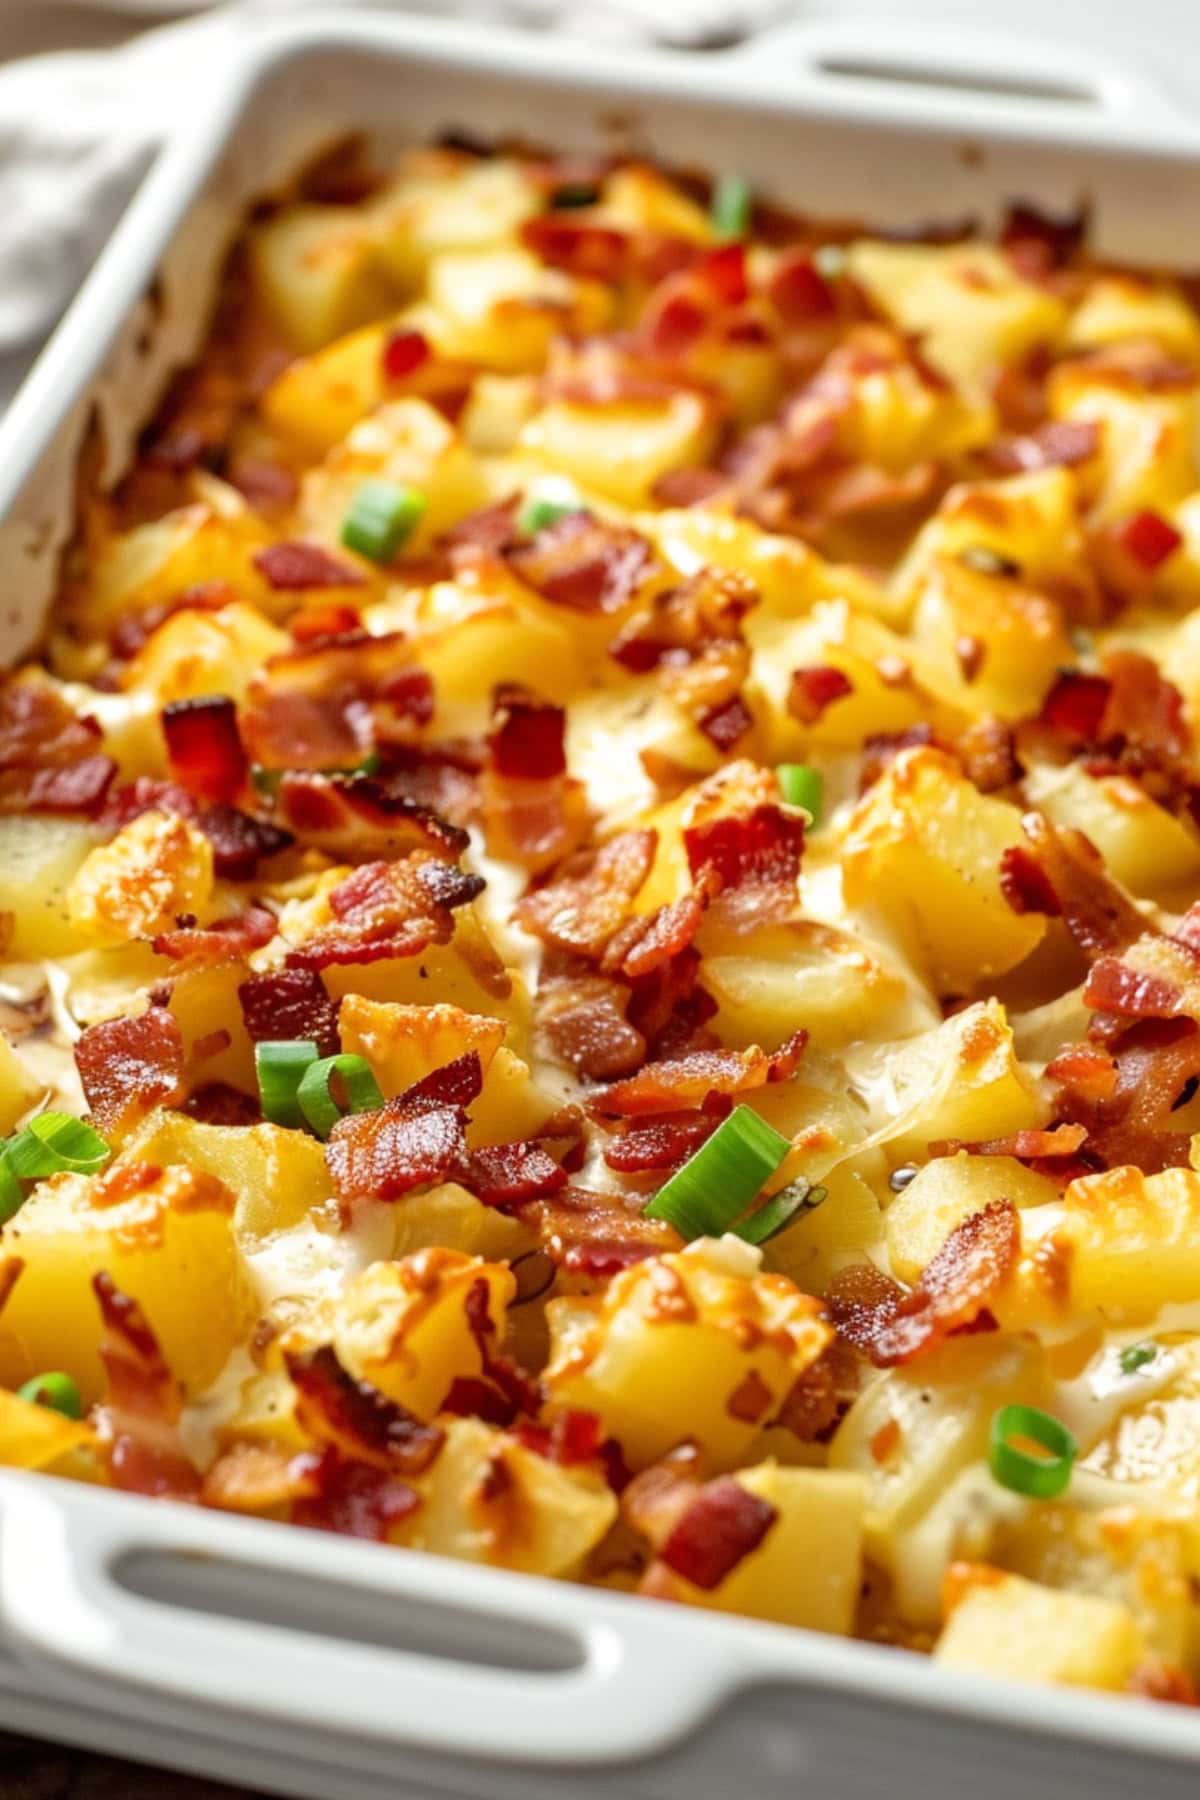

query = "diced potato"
[1049, 364, 1198, 521]
[329, 1251, 513, 1420]
[641, 507, 891, 623]
[765, 1168, 885, 1294]
[123, 601, 288, 708]
[893, 467, 1089, 614]
[459, 374, 539, 455]
[866, 1001, 1049, 1162]
[390, 1181, 533, 1263]
[700, 919, 914, 1050]
[1066, 276, 1200, 361]
[841, 747, 1046, 989]
[337, 995, 505, 1096]
[427, 247, 612, 373]
[66, 811, 214, 948]
[829, 1334, 1049, 1577]
[0, 1163, 254, 1401]
[543, 1236, 831, 1471]
[838, 355, 993, 470]
[260, 320, 393, 456]
[909, 556, 1073, 718]
[166, 958, 259, 1097]
[0, 816, 104, 957]
[1056, 1165, 1200, 1318]
[121, 1109, 333, 1248]
[75, 505, 275, 639]
[518, 392, 718, 509]
[0, 1034, 42, 1134]
[370, 156, 540, 289]
[885, 1154, 1058, 1284]
[1025, 761, 1200, 903]
[296, 397, 488, 551]
[402, 1415, 617, 1576]
[249, 205, 394, 353]
[847, 241, 1066, 398]
[599, 165, 713, 244]
[650, 1465, 866, 1633]
[934, 1569, 1142, 1689]
[0, 1388, 92, 1471]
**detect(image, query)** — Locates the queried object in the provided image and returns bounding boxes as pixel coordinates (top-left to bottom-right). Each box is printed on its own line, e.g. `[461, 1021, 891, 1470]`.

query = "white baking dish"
[3, 13, 1200, 1796]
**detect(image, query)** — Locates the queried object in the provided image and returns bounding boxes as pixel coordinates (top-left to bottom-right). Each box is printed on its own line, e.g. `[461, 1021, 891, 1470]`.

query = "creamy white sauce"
[245, 1201, 396, 1311]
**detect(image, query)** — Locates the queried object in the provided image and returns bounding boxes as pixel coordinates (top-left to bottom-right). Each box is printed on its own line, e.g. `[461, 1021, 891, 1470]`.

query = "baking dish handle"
[720, 18, 1195, 141]
[0, 1472, 776, 1767]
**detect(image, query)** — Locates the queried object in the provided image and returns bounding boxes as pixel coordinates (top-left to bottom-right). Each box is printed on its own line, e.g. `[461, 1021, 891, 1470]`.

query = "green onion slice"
[0, 1156, 23, 1224]
[735, 1179, 826, 1246]
[645, 1104, 792, 1241]
[297, 1053, 385, 1139]
[711, 173, 752, 240]
[341, 479, 427, 564]
[549, 183, 600, 210]
[251, 765, 283, 798]
[520, 496, 579, 536]
[1119, 1341, 1158, 1376]
[777, 763, 823, 823]
[256, 1040, 320, 1130]
[988, 1403, 1077, 1499]
[5, 1114, 110, 1180]
[17, 1371, 83, 1420]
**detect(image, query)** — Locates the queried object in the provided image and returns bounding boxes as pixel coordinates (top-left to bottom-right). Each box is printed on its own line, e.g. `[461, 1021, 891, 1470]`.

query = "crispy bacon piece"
[466, 1141, 568, 1206]
[699, 694, 753, 750]
[481, 686, 587, 871]
[1039, 670, 1111, 742]
[1044, 1043, 1119, 1104]
[830, 1202, 1019, 1367]
[293, 1458, 422, 1540]
[525, 1183, 681, 1274]
[290, 602, 364, 645]
[277, 771, 467, 861]
[239, 968, 339, 1057]
[593, 1030, 807, 1117]
[1000, 813, 1147, 959]
[198, 803, 293, 879]
[986, 419, 1100, 474]
[515, 829, 656, 959]
[602, 884, 711, 982]
[683, 776, 805, 935]
[788, 664, 853, 724]
[654, 1476, 778, 1590]
[201, 1441, 326, 1514]
[161, 696, 247, 805]
[603, 1110, 719, 1172]
[1000, 200, 1087, 277]
[93, 1273, 200, 1500]
[520, 215, 629, 281]
[1116, 508, 1184, 572]
[1127, 1660, 1200, 1707]
[1058, 1017, 1200, 1174]
[767, 250, 836, 321]
[286, 1344, 444, 1475]
[75, 1007, 186, 1135]
[609, 567, 755, 741]
[152, 904, 276, 969]
[1101, 650, 1189, 759]
[929, 1123, 1089, 1160]
[325, 1052, 482, 1204]
[285, 853, 484, 970]
[776, 1337, 860, 1444]
[253, 542, 366, 591]
[536, 975, 648, 1081]
[0, 679, 115, 818]
[507, 511, 658, 614]
[382, 327, 432, 381]
[513, 1408, 604, 1468]
[242, 631, 431, 771]
[441, 1375, 517, 1428]
[440, 495, 522, 560]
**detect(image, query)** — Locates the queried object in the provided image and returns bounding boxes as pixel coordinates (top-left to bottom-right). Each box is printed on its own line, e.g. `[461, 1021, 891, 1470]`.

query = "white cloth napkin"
[0, 0, 789, 412]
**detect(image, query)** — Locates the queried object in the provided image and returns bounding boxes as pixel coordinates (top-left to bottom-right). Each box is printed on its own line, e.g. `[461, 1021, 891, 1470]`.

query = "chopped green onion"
[341, 479, 427, 564]
[345, 750, 382, 778]
[711, 174, 752, 241]
[735, 1179, 826, 1246]
[251, 765, 282, 798]
[256, 1040, 319, 1130]
[5, 1114, 110, 1180]
[645, 1104, 791, 1241]
[813, 244, 847, 281]
[549, 183, 599, 210]
[297, 1053, 385, 1139]
[18, 1371, 82, 1420]
[777, 763, 823, 823]
[520, 496, 579, 536]
[253, 751, 380, 794]
[1119, 1341, 1158, 1376]
[989, 1403, 1077, 1499]
[0, 1156, 23, 1224]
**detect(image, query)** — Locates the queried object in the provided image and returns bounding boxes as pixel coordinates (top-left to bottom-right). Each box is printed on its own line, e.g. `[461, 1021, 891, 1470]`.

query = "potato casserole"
[2, 139, 1200, 1703]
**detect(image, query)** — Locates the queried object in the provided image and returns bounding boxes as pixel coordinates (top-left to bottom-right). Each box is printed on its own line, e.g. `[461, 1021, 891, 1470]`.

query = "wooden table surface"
[0, 1732, 269, 1799]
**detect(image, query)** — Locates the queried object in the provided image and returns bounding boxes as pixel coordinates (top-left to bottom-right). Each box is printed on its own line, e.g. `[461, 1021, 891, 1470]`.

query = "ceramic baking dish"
[4, 12, 1200, 1797]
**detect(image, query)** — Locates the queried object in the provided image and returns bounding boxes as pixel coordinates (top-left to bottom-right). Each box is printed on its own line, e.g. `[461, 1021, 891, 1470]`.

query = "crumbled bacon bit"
[767, 250, 836, 321]
[228, 459, 298, 515]
[1127, 1661, 1200, 1706]
[197, 803, 293, 879]
[75, 1008, 186, 1135]
[382, 328, 432, 381]
[324, 1051, 481, 1205]
[184, 1083, 262, 1126]
[160, 696, 247, 806]
[441, 1376, 517, 1427]
[537, 975, 647, 1081]
[285, 853, 484, 970]
[1045, 1043, 1119, 1104]
[603, 1110, 719, 1171]
[513, 1409, 604, 1467]
[928, 1123, 1088, 1160]
[521, 216, 629, 281]
[462, 1276, 542, 1418]
[293, 1459, 422, 1540]
[488, 685, 568, 782]
[466, 1141, 568, 1206]
[1000, 201, 1087, 277]
[987, 419, 1100, 474]
[277, 771, 466, 862]
[683, 790, 805, 934]
[602, 884, 711, 983]
[482, 686, 588, 872]
[1000, 813, 1146, 958]
[239, 968, 340, 1057]
[93, 1272, 199, 1501]
[287, 1344, 444, 1475]
[290, 602, 364, 645]
[592, 1031, 806, 1116]
[507, 511, 657, 614]
[1116, 509, 1183, 572]
[0, 679, 115, 818]
[698, 693, 753, 750]
[253, 542, 367, 590]
[243, 632, 431, 772]
[152, 904, 276, 968]
[788, 664, 853, 724]
[656, 1476, 778, 1590]
[516, 829, 655, 959]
